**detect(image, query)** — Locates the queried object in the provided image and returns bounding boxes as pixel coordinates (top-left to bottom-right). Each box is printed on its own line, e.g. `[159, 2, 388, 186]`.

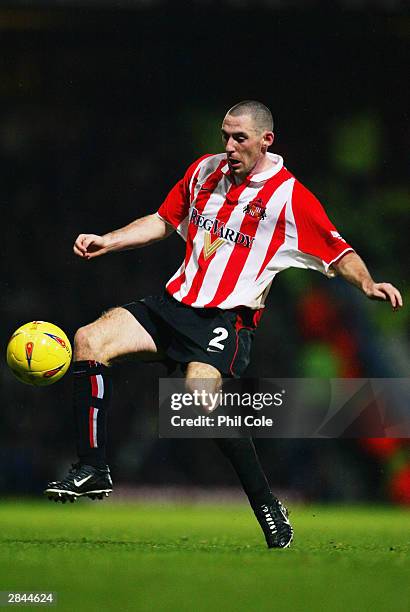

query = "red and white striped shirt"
[157, 153, 353, 310]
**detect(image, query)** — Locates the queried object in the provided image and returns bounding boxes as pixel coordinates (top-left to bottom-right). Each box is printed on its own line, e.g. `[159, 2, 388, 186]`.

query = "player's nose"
[225, 136, 235, 153]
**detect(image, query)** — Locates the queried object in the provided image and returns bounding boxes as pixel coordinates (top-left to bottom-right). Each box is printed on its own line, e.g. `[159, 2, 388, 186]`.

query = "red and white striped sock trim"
[88, 362, 104, 449]
[89, 406, 99, 448]
[90, 373, 104, 399]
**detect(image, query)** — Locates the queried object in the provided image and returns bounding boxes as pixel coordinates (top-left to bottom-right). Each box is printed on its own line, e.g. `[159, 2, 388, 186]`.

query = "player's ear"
[263, 131, 274, 148]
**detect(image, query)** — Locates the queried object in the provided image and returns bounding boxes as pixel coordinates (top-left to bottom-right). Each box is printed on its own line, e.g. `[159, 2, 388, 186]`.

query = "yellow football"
[7, 321, 72, 386]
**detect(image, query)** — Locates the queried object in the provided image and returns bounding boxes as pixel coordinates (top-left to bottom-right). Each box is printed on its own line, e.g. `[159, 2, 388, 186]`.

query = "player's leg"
[185, 362, 293, 548]
[72, 306, 160, 464]
[74, 306, 160, 364]
[45, 306, 161, 503]
[186, 363, 276, 509]
[213, 436, 293, 548]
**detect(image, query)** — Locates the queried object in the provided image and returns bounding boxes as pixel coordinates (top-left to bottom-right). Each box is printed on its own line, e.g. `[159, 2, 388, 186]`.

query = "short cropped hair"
[226, 100, 274, 133]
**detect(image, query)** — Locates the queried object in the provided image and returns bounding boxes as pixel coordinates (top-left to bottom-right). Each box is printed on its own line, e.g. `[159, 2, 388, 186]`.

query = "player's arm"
[291, 181, 403, 311]
[73, 214, 174, 260]
[74, 155, 209, 260]
[332, 252, 403, 311]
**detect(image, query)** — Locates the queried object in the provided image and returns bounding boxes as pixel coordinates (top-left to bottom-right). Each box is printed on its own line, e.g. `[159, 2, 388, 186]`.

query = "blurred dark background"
[1, 2, 409, 503]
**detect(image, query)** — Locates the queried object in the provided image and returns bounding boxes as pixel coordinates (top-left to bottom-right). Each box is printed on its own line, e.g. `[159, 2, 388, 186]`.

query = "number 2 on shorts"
[208, 327, 228, 351]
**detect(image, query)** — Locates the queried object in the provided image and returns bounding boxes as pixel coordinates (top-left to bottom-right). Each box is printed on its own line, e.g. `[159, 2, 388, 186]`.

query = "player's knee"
[74, 326, 92, 353]
[74, 324, 103, 360]
[185, 368, 222, 415]
[184, 377, 199, 397]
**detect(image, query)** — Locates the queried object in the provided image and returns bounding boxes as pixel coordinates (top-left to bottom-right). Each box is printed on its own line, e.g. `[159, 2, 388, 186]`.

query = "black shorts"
[122, 292, 259, 378]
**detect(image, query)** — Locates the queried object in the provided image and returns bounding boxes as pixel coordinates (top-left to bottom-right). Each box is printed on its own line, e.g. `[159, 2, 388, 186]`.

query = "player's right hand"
[73, 234, 107, 260]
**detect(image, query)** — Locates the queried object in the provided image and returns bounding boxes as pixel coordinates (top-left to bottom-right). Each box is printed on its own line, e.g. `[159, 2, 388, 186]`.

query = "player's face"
[221, 113, 273, 181]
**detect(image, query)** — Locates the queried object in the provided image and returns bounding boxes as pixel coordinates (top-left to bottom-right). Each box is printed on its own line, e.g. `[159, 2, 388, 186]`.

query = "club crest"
[243, 198, 267, 221]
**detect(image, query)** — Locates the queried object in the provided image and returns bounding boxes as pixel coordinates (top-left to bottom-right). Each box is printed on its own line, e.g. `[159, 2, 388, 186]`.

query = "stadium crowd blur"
[1, 4, 409, 503]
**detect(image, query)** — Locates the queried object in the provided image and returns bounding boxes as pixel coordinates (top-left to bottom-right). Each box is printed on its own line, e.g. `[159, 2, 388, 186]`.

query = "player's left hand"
[362, 280, 403, 310]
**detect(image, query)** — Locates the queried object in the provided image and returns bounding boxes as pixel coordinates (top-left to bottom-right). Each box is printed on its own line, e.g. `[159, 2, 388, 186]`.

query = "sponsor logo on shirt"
[203, 232, 225, 260]
[330, 230, 346, 242]
[190, 207, 255, 253]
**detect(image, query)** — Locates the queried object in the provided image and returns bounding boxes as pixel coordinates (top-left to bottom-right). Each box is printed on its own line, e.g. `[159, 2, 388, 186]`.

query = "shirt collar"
[221, 153, 284, 183]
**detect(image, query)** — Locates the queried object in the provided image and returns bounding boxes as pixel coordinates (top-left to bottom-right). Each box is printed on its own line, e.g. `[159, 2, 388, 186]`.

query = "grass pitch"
[1, 500, 409, 612]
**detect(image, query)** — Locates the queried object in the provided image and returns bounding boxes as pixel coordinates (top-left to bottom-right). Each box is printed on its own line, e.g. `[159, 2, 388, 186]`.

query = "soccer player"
[45, 101, 403, 549]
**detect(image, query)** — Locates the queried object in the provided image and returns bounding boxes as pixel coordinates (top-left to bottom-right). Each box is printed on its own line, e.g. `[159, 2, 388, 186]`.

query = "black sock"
[73, 360, 112, 468]
[213, 438, 274, 509]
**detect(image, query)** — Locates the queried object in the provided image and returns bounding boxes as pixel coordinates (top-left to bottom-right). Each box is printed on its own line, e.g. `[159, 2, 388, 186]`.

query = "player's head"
[227, 100, 274, 133]
[221, 100, 274, 180]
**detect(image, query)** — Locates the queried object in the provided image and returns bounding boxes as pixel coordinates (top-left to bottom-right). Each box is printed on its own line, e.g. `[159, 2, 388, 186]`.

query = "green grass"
[1, 500, 410, 611]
